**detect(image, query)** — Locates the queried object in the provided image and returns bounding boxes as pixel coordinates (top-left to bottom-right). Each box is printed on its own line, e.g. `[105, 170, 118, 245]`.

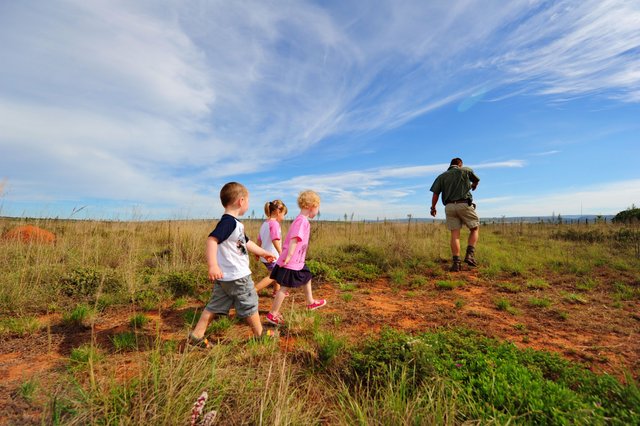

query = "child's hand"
[208, 265, 223, 281]
[264, 254, 277, 263]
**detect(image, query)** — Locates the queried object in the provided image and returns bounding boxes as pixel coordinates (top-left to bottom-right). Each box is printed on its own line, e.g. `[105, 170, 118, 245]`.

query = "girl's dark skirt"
[270, 264, 312, 288]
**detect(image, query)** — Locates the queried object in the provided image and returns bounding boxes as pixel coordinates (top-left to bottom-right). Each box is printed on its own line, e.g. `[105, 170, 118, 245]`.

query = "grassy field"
[0, 217, 639, 425]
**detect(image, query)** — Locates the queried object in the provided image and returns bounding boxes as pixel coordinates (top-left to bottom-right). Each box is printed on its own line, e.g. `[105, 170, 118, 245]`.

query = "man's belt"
[447, 199, 471, 205]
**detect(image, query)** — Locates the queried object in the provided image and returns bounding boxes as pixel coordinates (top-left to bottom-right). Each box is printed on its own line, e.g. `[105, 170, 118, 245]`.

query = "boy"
[189, 182, 276, 347]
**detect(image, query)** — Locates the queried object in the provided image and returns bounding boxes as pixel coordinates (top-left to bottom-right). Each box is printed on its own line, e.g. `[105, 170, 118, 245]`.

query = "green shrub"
[389, 268, 407, 285]
[495, 298, 518, 314]
[347, 328, 640, 424]
[18, 379, 38, 402]
[496, 282, 522, 293]
[69, 344, 102, 370]
[306, 259, 340, 282]
[111, 331, 138, 352]
[435, 280, 464, 290]
[526, 278, 549, 289]
[63, 304, 96, 327]
[528, 297, 552, 308]
[0, 316, 40, 336]
[129, 314, 149, 329]
[161, 271, 200, 297]
[314, 331, 345, 366]
[59, 267, 121, 297]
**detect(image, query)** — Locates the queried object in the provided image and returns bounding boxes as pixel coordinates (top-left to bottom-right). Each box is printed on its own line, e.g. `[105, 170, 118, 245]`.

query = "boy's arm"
[206, 237, 223, 281]
[246, 240, 276, 262]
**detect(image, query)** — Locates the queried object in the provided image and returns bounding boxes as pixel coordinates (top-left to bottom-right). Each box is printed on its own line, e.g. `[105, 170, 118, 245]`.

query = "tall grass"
[2, 217, 639, 423]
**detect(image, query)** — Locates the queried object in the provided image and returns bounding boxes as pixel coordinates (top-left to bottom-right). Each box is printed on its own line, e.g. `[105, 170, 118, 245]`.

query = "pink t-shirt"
[258, 219, 281, 263]
[276, 214, 310, 271]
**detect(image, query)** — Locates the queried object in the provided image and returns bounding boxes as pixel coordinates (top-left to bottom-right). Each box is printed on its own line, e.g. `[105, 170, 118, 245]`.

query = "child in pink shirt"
[266, 190, 326, 326]
[255, 200, 287, 296]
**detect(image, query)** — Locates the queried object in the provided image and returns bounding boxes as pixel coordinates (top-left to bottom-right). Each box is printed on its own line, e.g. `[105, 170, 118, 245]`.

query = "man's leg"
[450, 229, 462, 272]
[464, 227, 479, 267]
[450, 229, 461, 256]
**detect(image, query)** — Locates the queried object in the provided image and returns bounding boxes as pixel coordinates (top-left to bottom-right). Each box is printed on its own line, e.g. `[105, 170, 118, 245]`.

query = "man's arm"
[430, 192, 440, 217]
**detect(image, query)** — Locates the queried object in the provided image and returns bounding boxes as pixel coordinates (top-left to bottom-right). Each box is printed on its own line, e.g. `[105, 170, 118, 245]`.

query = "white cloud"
[478, 179, 640, 218]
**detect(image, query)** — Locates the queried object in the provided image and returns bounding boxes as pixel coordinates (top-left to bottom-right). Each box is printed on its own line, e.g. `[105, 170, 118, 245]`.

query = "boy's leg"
[191, 309, 215, 339]
[245, 312, 263, 337]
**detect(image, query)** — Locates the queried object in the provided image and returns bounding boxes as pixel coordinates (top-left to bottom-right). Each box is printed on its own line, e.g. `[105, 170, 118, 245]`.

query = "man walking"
[430, 157, 480, 272]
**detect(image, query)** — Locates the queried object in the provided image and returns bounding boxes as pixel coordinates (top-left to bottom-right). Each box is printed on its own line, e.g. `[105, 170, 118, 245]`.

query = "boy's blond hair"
[297, 190, 321, 209]
[220, 182, 248, 207]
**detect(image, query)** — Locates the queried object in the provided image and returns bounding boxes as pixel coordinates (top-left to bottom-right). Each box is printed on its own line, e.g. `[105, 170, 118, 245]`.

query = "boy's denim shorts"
[204, 275, 258, 318]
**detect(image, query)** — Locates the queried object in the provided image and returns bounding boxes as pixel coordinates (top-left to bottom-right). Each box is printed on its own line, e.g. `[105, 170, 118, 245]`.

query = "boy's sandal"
[188, 333, 213, 349]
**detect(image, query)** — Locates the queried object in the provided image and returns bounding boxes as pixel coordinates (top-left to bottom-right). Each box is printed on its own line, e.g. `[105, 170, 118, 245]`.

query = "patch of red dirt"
[3, 225, 56, 244]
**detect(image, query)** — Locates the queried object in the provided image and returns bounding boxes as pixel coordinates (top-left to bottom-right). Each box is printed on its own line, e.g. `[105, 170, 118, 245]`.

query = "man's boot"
[464, 246, 477, 267]
[450, 256, 461, 272]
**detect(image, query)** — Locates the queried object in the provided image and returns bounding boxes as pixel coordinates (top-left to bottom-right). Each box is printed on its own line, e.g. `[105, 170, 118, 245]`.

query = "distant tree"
[613, 205, 640, 223]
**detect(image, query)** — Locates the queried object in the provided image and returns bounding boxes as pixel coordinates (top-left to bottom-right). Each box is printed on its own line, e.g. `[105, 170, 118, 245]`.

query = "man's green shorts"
[445, 203, 479, 230]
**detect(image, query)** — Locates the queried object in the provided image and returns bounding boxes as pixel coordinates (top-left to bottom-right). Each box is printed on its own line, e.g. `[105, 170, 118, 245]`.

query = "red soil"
[3, 225, 56, 244]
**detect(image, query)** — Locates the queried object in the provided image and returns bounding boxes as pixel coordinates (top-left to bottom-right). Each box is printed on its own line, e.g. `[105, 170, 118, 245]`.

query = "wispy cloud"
[252, 160, 525, 219]
[530, 151, 560, 157]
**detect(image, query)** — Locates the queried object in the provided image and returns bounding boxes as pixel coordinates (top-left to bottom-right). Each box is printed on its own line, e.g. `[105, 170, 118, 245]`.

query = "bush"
[59, 267, 121, 298]
[347, 328, 640, 424]
[160, 271, 201, 297]
[613, 206, 640, 223]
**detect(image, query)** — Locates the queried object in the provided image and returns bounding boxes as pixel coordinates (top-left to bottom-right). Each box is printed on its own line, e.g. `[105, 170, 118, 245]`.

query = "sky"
[1, 0, 639, 221]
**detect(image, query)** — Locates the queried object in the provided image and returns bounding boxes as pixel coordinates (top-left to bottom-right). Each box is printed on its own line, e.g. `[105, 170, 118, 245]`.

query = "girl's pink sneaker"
[306, 299, 327, 310]
[266, 312, 284, 325]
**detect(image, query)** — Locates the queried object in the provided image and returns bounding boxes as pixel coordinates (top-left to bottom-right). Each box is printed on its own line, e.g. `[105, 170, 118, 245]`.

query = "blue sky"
[1, 0, 639, 221]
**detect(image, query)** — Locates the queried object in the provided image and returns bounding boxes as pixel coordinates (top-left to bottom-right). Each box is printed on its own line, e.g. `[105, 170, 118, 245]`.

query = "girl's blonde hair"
[264, 199, 288, 217]
[297, 190, 321, 209]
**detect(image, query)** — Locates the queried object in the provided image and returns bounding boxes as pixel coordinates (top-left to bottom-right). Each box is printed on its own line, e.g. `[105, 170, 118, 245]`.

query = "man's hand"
[208, 265, 223, 281]
[430, 206, 437, 217]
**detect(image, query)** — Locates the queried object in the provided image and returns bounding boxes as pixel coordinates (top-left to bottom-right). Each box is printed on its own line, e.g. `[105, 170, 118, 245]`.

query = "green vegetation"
[1, 217, 639, 424]
[613, 205, 640, 223]
[62, 304, 96, 327]
[111, 331, 138, 352]
[435, 280, 464, 290]
[129, 313, 149, 329]
[349, 328, 640, 425]
[0, 315, 40, 336]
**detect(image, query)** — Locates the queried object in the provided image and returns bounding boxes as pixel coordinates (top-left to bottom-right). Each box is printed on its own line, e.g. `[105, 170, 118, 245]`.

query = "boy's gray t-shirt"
[208, 214, 251, 281]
